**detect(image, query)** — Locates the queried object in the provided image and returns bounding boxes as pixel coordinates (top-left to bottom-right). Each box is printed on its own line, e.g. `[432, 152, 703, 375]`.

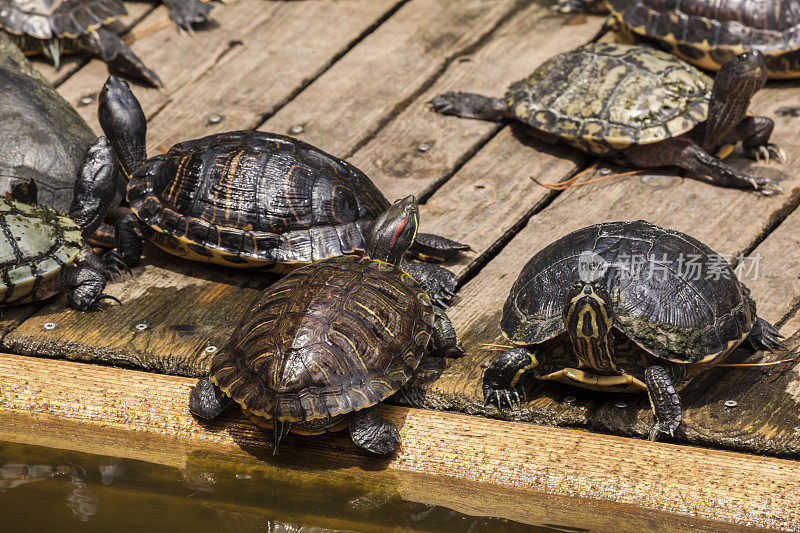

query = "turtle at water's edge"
[189, 196, 463, 454]
[95, 76, 469, 305]
[483, 220, 786, 440]
[431, 43, 784, 194]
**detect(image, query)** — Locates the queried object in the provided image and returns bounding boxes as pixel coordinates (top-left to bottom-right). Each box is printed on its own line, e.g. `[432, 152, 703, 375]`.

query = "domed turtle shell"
[607, 0, 800, 78]
[209, 255, 434, 424]
[0, 33, 96, 213]
[0, 0, 124, 40]
[0, 198, 83, 305]
[505, 42, 712, 156]
[128, 131, 391, 268]
[501, 220, 756, 364]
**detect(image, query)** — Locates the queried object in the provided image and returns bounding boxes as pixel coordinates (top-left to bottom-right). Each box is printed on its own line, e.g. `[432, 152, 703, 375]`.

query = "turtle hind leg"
[429, 92, 509, 121]
[79, 29, 163, 88]
[60, 265, 116, 311]
[644, 365, 682, 441]
[114, 213, 147, 268]
[399, 261, 457, 307]
[747, 317, 787, 352]
[189, 377, 232, 419]
[483, 348, 538, 409]
[162, 0, 213, 31]
[409, 233, 470, 262]
[349, 406, 400, 455]
[430, 306, 464, 358]
[625, 138, 782, 195]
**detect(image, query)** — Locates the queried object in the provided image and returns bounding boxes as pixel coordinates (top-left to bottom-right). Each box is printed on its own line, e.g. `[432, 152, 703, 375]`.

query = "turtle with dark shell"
[0, 137, 126, 310]
[557, 1, 800, 79]
[483, 220, 786, 440]
[189, 196, 463, 455]
[0, 0, 163, 86]
[431, 42, 784, 194]
[95, 76, 469, 304]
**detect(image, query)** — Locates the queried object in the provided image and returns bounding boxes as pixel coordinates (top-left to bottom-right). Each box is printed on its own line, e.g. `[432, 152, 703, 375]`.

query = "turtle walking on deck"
[483, 220, 786, 440]
[0, 137, 127, 310]
[95, 76, 469, 304]
[189, 196, 464, 455]
[0, 0, 162, 86]
[431, 43, 784, 194]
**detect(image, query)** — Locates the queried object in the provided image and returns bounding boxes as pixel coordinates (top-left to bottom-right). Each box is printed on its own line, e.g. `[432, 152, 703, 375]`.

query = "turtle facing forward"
[483, 220, 785, 440]
[189, 196, 463, 454]
[431, 43, 784, 194]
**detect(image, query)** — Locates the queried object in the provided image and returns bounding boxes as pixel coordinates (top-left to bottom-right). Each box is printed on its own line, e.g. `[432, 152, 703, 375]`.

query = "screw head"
[135, 323, 148, 331]
[563, 396, 576, 403]
[204, 345, 218, 353]
[614, 402, 627, 409]
[79, 95, 94, 106]
[207, 114, 222, 124]
[724, 400, 738, 408]
[289, 125, 304, 134]
[43, 322, 56, 330]
[417, 143, 431, 152]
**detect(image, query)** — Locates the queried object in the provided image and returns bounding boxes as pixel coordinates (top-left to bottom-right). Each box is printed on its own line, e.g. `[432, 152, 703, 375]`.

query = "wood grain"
[0, 352, 794, 531]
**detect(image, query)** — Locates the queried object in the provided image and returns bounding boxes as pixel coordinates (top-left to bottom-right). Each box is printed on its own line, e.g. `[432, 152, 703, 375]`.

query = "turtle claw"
[165, 0, 213, 32]
[648, 421, 676, 442]
[484, 386, 525, 410]
[752, 176, 782, 196]
[745, 143, 786, 164]
[103, 250, 132, 279]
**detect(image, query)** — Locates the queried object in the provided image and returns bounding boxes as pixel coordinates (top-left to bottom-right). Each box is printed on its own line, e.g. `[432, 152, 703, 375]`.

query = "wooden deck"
[3, 0, 800, 528]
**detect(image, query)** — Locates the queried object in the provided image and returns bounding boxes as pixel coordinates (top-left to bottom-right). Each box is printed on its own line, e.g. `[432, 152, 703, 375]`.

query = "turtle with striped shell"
[96, 76, 468, 304]
[431, 42, 784, 194]
[189, 196, 463, 454]
[483, 220, 785, 440]
[0, 137, 126, 310]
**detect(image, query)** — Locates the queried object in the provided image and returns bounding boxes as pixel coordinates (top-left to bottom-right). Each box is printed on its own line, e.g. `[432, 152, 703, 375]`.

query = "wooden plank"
[0, 352, 795, 531]
[395, 79, 800, 456]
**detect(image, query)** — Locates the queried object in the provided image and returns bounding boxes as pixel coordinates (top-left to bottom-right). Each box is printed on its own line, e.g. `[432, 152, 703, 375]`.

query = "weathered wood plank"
[395, 79, 800, 456]
[0, 353, 795, 531]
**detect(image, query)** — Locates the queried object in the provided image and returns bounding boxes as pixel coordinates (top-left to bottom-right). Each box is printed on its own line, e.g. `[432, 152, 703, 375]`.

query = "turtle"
[603, 0, 800, 79]
[95, 75, 469, 304]
[0, 0, 162, 86]
[482, 220, 786, 440]
[189, 196, 464, 455]
[0, 136, 126, 310]
[430, 42, 785, 194]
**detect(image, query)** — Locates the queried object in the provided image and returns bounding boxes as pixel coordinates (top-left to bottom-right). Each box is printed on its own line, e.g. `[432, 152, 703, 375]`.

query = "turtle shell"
[608, 0, 800, 78]
[505, 42, 711, 156]
[0, 198, 82, 305]
[210, 255, 434, 422]
[0, 0, 124, 39]
[127, 131, 390, 268]
[502, 220, 755, 364]
[0, 34, 96, 213]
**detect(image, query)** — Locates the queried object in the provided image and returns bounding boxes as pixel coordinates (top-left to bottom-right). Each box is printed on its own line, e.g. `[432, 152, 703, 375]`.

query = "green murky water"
[0, 440, 551, 533]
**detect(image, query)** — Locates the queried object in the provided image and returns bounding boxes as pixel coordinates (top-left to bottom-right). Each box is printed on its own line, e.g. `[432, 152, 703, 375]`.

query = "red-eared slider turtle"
[483, 220, 785, 440]
[0, 0, 162, 86]
[189, 196, 463, 454]
[605, 0, 800, 79]
[0, 137, 125, 310]
[431, 42, 784, 194]
[95, 76, 468, 304]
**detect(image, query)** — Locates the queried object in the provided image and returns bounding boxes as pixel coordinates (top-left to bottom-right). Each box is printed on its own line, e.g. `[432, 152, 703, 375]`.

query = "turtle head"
[563, 282, 615, 342]
[98, 76, 148, 181]
[713, 50, 768, 106]
[69, 137, 118, 239]
[364, 195, 419, 266]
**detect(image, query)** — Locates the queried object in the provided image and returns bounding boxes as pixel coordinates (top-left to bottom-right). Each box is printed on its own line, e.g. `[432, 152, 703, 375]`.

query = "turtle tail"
[273, 420, 291, 455]
[98, 75, 148, 181]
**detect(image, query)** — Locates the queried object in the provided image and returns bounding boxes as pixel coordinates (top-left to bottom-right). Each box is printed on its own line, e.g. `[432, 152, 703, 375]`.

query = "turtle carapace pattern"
[189, 196, 464, 455]
[96, 76, 468, 304]
[430, 43, 784, 194]
[482, 220, 786, 441]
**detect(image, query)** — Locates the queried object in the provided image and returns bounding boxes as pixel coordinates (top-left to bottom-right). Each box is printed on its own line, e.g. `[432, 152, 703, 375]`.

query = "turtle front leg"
[483, 348, 538, 409]
[747, 317, 787, 352]
[625, 138, 782, 195]
[349, 406, 400, 455]
[429, 92, 510, 121]
[78, 29, 163, 88]
[430, 307, 464, 358]
[189, 377, 232, 419]
[409, 233, 470, 263]
[728, 116, 787, 164]
[644, 365, 682, 441]
[114, 213, 148, 268]
[60, 265, 118, 311]
[398, 261, 457, 307]
[163, 0, 213, 31]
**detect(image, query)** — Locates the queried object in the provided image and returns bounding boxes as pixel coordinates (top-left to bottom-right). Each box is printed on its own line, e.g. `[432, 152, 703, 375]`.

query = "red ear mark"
[389, 213, 409, 251]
